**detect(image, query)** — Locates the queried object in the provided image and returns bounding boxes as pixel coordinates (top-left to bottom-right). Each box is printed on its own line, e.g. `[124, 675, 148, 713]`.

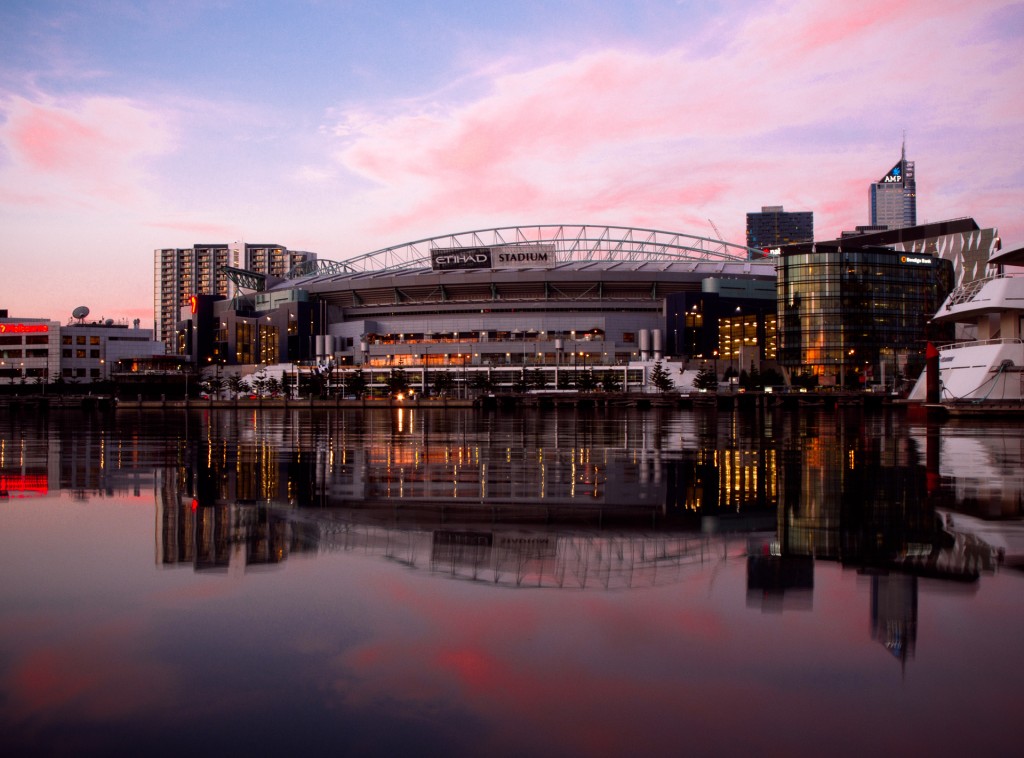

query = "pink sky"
[1, 0, 1022, 325]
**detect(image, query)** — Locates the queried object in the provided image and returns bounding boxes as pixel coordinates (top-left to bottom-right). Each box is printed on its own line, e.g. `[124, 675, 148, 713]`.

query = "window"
[76, 349, 86, 359]
[90, 349, 100, 359]
[62, 349, 72, 358]
[76, 335, 86, 345]
[90, 336, 100, 345]
[62, 335, 72, 345]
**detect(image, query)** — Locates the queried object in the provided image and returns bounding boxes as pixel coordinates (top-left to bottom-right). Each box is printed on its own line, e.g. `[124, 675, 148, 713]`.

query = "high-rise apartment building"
[870, 142, 916, 230]
[154, 243, 315, 352]
[746, 206, 813, 255]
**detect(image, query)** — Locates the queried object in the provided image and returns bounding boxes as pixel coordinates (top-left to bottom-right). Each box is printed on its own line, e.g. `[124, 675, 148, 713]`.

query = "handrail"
[944, 272, 1023, 308]
[937, 337, 1023, 351]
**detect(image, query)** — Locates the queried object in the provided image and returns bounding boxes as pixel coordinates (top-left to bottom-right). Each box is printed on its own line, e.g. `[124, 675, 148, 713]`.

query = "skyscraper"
[746, 205, 813, 255]
[870, 141, 916, 230]
[154, 243, 315, 352]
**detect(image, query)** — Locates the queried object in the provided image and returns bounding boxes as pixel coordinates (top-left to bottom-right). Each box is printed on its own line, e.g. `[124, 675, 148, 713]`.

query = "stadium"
[186, 224, 781, 395]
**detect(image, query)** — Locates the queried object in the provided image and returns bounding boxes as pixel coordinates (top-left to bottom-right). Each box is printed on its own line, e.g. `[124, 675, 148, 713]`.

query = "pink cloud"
[332, 0, 1023, 247]
[0, 95, 173, 208]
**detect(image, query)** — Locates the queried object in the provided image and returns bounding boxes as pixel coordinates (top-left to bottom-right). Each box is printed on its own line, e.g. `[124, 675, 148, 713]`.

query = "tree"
[761, 367, 785, 387]
[265, 377, 282, 397]
[791, 370, 817, 390]
[469, 371, 495, 394]
[203, 374, 225, 399]
[250, 374, 268, 397]
[528, 368, 548, 391]
[693, 365, 718, 391]
[649, 360, 675, 393]
[227, 373, 248, 398]
[346, 370, 368, 399]
[309, 362, 334, 398]
[600, 372, 621, 393]
[387, 368, 410, 396]
[512, 370, 530, 393]
[430, 371, 454, 396]
[576, 370, 598, 392]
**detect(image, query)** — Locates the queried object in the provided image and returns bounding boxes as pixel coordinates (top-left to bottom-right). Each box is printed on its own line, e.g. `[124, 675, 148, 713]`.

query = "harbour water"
[1, 406, 1021, 756]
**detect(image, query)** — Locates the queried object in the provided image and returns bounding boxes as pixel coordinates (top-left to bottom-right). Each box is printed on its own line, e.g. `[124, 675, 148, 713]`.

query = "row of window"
[0, 349, 50, 358]
[0, 335, 50, 345]
[61, 349, 102, 359]
[61, 335, 101, 345]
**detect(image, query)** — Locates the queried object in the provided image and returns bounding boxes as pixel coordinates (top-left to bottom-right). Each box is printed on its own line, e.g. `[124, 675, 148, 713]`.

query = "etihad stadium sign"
[431, 244, 556, 271]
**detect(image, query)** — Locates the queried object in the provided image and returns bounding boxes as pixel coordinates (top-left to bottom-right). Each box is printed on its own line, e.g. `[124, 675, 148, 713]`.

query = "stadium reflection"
[137, 408, 1021, 602]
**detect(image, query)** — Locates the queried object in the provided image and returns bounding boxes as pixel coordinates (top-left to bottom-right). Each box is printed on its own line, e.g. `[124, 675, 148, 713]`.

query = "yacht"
[921, 243, 1024, 413]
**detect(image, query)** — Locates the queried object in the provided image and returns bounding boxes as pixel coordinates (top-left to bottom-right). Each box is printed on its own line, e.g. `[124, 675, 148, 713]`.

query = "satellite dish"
[104, 319, 114, 326]
[72, 306, 90, 321]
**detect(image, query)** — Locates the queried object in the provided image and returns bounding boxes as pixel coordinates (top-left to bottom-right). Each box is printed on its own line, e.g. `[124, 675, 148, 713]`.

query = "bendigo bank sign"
[431, 244, 556, 271]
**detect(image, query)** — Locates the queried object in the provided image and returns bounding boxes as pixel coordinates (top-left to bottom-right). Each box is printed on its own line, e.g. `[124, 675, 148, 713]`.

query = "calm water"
[1, 406, 1022, 757]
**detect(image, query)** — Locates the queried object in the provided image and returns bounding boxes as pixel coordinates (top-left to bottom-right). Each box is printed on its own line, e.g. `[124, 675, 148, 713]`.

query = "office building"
[776, 243, 954, 388]
[746, 206, 813, 254]
[154, 243, 316, 353]
[0, 315, 61, 384]
[870, 143, 916, 230]
[749, 217, 998, 390]
[60, 319, 165, 381]
[835, 217, 999, 287]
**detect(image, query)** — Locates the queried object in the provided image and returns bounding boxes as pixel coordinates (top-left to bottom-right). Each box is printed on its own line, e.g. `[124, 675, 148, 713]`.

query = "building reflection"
[3, 407, 1021, 665]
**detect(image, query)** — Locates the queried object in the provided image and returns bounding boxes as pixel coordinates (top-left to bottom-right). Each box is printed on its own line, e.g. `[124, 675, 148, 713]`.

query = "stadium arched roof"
[288, 224, 757, 279]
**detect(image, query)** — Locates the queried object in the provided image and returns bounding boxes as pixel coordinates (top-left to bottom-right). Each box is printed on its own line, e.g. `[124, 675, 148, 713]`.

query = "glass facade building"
[777, 246, 953, 388]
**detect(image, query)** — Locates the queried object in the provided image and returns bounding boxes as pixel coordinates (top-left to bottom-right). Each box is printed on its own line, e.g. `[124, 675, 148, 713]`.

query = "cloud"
[327, 0, 1024, 245]
[0, 94, 173, 209]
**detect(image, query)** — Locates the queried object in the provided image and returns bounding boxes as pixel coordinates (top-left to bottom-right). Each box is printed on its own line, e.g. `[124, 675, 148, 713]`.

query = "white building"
[60, 319, 165, 381]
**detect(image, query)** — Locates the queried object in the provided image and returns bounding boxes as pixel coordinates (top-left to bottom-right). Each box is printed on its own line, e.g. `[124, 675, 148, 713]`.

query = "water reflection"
[4, 408, 1020, 590]
[2, 406, 1023, 754]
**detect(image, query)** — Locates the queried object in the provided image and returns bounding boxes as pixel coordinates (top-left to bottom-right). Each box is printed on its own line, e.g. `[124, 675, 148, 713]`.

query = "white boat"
[919, 243, 1024, 412]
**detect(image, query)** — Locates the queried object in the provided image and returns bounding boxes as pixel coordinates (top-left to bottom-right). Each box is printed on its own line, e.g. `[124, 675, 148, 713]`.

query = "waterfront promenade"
[0, 389, 902, 413]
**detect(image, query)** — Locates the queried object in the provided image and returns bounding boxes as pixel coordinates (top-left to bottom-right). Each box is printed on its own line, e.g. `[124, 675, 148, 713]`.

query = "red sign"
[0, 473, 49, 496]
[190, 295, 198, 314]
[0, 323, 48, 334]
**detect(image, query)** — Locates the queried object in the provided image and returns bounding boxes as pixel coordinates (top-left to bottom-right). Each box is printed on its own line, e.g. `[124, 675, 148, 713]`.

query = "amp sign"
[881, 162, 903, 184]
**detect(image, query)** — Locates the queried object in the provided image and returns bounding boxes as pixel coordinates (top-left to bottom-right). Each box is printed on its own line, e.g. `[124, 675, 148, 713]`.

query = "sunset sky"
[2, 0, 1022, 326]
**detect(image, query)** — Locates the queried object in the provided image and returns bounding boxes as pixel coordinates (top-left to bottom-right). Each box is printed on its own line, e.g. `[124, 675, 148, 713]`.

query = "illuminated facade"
[0, 316, 60, 385]
[182, 226, 777, 391]
[665, 278, 778, 369]
[776, 245, 954, 387]
[154, 243, 316, 353]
